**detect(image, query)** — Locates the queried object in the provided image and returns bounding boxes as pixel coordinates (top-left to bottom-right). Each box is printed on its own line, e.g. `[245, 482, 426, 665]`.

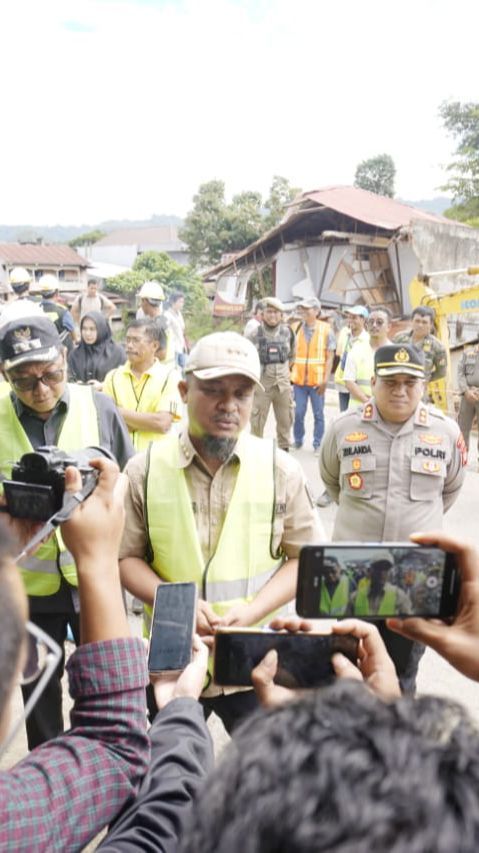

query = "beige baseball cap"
[185, 331, 262, 386]
[263, 296, 285, 311]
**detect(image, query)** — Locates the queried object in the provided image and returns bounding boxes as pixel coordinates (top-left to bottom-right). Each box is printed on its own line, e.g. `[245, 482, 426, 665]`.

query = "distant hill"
[399, 196, 452, 216]
[0, 214, 183, 245]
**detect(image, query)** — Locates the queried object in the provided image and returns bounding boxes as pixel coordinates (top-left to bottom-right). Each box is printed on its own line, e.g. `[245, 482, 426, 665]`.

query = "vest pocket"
[340, 456, 376, 499]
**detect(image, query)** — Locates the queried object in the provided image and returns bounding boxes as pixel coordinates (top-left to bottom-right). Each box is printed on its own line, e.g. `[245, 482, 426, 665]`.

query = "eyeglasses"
[368, 318, 386, 327]
[7, 368, 65, 392]
[0, 621, 62, 758]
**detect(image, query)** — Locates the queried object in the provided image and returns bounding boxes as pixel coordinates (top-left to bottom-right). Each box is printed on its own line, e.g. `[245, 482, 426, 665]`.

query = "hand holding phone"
[148, 582, 198, 675]
[388, 531, 479, 682]
[152, 634, 209, 710]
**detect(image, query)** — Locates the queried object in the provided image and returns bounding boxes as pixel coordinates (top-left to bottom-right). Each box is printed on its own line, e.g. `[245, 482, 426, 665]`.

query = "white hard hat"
[9, 267, 32, 286]
[37, 273, 59, 293]
[138, 280, 165, 301]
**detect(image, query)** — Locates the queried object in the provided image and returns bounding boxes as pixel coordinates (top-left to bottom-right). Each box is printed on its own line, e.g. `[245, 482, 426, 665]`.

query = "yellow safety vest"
[319, 576, 350, 616]
[291, 321, 330, 386]
[0, 385, 100, 596]
[346, 338, 374, 404]
[107, 361, 179, 451]
[143, 433, 283, 635]
[354, 584, 396, 616]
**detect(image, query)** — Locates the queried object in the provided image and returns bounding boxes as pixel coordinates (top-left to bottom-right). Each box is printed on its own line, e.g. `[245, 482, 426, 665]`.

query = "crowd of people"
[0, 273, 478, 850]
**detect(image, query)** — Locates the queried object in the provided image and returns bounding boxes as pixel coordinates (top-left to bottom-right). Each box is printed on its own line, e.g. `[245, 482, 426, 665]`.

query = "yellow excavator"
[409, 266, 479, 413]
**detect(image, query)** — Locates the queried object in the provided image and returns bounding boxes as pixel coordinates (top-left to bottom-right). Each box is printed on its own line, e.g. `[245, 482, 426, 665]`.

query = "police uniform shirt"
[394, 330, 447, 383]
[120, 430, 323, 565]
[319, 399, 466, 541]
[250, 324, 295, 391]
[457, 345, 479, 392]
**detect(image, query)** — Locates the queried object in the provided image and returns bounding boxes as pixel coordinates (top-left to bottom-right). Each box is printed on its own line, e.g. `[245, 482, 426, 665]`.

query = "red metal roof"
[298, 186, 454, 230]
[0, 243, 88, 267]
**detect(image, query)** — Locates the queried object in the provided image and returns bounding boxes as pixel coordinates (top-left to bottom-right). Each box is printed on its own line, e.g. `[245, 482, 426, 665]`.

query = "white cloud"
[0, 0, 477, 224]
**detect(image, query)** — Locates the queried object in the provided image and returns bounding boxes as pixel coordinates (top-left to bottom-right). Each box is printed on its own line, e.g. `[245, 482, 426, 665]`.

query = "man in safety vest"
[103, 318, 182, 452]
[347, 559, 411, 617]
[291, 297, 336, 456]
[136, 280, 175, 365]
[319, 555, 351, 616]
[0, 315, 133, 749]
[343, 306, 392, 408]
[34, 273, 76, 353]
[119, 331, 323, 732]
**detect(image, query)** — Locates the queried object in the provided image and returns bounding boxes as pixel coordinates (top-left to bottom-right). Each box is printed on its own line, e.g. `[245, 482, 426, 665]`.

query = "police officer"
[319, 344, 466, 689]
[457, 342, 479, 462]
[0, 315, 133, 749]
[394, 306, 447, 400]
[249, 296, 295, 451]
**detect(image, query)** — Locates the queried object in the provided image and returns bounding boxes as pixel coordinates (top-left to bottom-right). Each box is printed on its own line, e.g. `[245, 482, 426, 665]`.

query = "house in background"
[0, 243, 89, 295]
[89, 225, 189, 268]
[205, 185, 479, 322]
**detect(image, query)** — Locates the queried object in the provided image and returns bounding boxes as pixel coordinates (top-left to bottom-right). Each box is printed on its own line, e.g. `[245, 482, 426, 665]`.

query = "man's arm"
[343, 350, 369, 403]
[319, 426, 341, 502]
[119, 408, 174, 434]
[102, 294, 117, 318]
[71, 294, 81, 324]
[443, 423, 467, 512]
[430, 341, 448, 382]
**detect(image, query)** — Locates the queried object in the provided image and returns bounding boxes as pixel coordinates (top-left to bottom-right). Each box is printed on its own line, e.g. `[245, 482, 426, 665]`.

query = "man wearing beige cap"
[248, 296, 295, 450]
[119, 331, 323, 731]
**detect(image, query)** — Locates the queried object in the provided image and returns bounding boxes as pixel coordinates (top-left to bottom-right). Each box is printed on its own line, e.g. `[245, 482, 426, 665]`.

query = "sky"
[0, 0, 477, 225]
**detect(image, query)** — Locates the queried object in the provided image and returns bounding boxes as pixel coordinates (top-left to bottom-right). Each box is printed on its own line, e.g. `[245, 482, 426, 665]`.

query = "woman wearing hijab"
[68, 311, 125, 388]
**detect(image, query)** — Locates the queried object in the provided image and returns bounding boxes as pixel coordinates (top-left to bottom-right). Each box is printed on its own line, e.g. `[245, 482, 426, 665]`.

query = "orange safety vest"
[291, 321, 330, 386]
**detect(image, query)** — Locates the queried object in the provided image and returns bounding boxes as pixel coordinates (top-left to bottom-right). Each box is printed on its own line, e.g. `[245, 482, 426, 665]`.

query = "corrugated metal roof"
[0, 243, 88, 267]
[95, 225, 186, 249]
[298, 186, 454, 230]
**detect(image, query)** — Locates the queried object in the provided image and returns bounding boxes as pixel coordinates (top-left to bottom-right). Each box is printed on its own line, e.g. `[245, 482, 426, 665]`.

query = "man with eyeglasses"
[0, 315, 134, 749]
[343, 307, 392, 408]
[319, 344, 466, 690]
[0, 458, 152, 849]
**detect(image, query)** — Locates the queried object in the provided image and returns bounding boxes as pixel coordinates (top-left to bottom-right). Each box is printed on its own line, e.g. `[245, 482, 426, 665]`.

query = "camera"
[2, 445, 115, 521]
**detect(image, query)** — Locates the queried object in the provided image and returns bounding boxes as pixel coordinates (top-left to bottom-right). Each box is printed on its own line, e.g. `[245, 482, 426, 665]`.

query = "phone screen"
[148, 582, 198, 674]
[296, 545, 460, 620]
[213, 630, 358, 688]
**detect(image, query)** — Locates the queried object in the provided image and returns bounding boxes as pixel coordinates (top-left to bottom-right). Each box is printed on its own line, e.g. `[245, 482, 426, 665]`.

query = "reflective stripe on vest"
[320, 576, 349, 616]
[109, 362, 177, 452]
[346, 339, 374, 401]
[354, 585, 396, 616]
[291, 321, 330, 386]
[0, 385, 100, 595]
[143, 433, 283, 635]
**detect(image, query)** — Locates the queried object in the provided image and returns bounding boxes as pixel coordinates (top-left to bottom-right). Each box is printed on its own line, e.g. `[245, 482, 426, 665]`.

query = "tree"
[354, 154, 396, 197]
[439, 100, 479, 225]
[263, 175, 300, 230]
[179, 180, 228, 268]
[68, 229, 106, 247]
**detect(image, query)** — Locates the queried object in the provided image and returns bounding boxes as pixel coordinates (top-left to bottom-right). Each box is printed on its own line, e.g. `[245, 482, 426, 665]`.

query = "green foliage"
[444, 196, 479, 227]
[439, 100, 479, 205]
[68, 229, 106, 247]
[354, 154, 396, 197]
[180, 176, 300, 268]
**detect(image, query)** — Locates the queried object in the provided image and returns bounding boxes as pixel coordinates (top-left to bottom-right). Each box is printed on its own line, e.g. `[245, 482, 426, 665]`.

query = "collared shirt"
[457, 344, 479, 393]
[103, 360, 182, 422]
[121, 430, 323, 564]
[319, 399, 466, 541]
[394, 330, 447, 383]
[0, 637, 150, 852]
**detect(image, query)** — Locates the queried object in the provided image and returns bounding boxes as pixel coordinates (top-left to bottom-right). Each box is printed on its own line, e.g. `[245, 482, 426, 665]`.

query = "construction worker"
[0, 267, 44, 326]
[34, 273, 76, 352]
[457, 342, 479, 462]
[333, 306, 369, 409]
[249, 296, 295, 451]
[319, 555, 351, 616]
[136, 280, 175, 364]
[319, 343, 466, 689]
[119, 331, 323, 732]
[0, 315, 133, 749]
[102, 318, 182, 451]
[394, 306, 447, 400]
[71, 279, 116, 324]
[291, 297, 336, 455]
[347, 559, 412, 617]
[343, 306, 392, 407]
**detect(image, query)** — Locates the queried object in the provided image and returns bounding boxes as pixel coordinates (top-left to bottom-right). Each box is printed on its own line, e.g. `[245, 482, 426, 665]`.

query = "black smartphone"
[213, 628, 359, 688]
[148, 582, 198, 675]
[296, 544, 460, 620]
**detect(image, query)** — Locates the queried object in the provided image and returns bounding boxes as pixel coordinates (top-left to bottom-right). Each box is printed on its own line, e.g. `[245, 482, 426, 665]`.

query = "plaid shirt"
[0, 637, 150, 851]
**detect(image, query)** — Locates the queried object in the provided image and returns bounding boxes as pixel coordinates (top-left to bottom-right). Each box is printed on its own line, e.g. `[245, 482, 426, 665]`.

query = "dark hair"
[126, 318, 167, 350]
[255, 302, 265, 313]
[0, 520, 24, 721]
[169, 291, 185, 305]
[412, 306, 435, 321]
[180, 680, 479, 853]
[370, 305, 393, 321]
[87, 278, 98, 286]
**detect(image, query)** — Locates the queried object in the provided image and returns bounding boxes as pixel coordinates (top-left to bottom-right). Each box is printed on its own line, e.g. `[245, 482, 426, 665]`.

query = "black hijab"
[68, 311, 125, 382]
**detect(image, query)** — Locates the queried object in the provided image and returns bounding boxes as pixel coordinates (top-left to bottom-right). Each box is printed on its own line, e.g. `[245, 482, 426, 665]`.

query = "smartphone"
[213, 628, 359, 688]
[148, 582, 198, 675]
[296, 544, 460, 620]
